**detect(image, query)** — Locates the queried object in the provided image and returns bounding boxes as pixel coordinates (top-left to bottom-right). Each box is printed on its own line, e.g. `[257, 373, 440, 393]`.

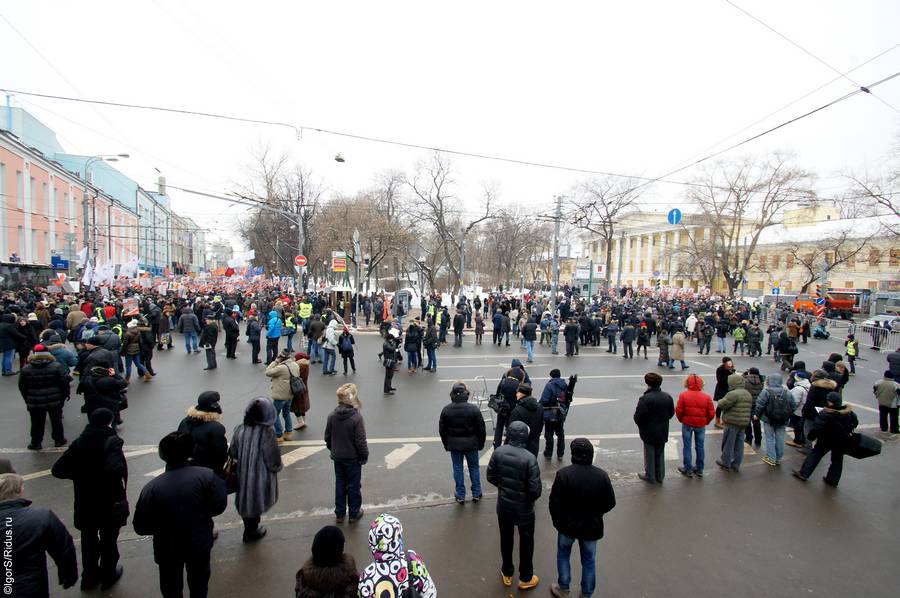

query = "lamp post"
[82, 154, 129, 268]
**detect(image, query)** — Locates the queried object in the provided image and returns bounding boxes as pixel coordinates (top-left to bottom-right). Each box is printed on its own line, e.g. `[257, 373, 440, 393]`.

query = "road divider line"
[385, 443, 422, 470]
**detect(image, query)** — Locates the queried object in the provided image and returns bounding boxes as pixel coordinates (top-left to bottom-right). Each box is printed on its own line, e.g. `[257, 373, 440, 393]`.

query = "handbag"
[383, 357, 397, 370]
[844, 432, 882, 459]
[222, 456, 238, 494]
[286, 364, 306, 398]
[487, 394, 505, 414]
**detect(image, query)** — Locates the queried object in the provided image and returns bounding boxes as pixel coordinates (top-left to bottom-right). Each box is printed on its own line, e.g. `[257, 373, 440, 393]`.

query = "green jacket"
[718, 373, 753, 427]
[873, 378, 899, 408]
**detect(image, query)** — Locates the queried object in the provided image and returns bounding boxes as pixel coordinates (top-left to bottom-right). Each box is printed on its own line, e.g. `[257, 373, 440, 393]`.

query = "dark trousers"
[249, 340, 260, 363]
[499, 518, 535, 581]
[158, 550, 211, 598]
[493, 411, 509, 448]
[81, 525, 120, 583]
[565, 340, 576, 356]
[699, 337, 711, 354]
[799, 443, 844, 486]
[242, 516, 260, 538]
[383, 365, 394, 392]
[790, 413, 805, 444]
[265, 337, 279, 363]
[607, 337, 617, 353]
[333, 460, 362, 518]
[204, 347, 217, 369]
[342, 354, 356, 374]
[543, 420, 565, 458]
[879, 405, 899, 433]
[141, 351, 155, 375]
[29, 406, 64, 446]
[745, 418, 761, 445]
[225, 338, 237, 358]
[637, 343, 648, 358]
[623, 342, 633, 358]
[643, 442, 665, 482]
[453, 331, 462, 347]
[493, 329, 501, 345]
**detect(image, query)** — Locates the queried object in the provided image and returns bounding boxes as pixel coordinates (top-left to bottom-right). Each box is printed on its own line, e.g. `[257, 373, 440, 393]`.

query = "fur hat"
[644, 372, 663, 388]
[336, 383, 360, 409]
[158, 431, 194, 465]
[127, 319, 138, 328]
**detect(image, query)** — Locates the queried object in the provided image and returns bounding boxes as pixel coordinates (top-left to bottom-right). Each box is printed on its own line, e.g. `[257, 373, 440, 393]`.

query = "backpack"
[285, 364, 306, 398]
[765, 388, 792, 426]
[340, 335, 353, 352]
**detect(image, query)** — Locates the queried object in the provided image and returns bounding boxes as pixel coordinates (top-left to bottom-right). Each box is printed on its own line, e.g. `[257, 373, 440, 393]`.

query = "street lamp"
[83, 154, 129, 269]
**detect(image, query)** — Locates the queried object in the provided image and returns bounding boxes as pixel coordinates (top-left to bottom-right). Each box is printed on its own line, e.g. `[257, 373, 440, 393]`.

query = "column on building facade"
[658, 231, 667, 283]
[673, 230, 681, 285]
[635, 235, 643, 285]
[624, 233, 632, 282]
[646, 234, 653, 280]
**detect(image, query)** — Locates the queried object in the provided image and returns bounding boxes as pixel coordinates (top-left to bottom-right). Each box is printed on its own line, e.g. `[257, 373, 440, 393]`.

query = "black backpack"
[765, 388, 792, 426]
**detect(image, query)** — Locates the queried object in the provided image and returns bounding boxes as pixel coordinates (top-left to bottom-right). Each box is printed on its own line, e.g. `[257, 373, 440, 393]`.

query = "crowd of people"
[1, 283, 898, 597]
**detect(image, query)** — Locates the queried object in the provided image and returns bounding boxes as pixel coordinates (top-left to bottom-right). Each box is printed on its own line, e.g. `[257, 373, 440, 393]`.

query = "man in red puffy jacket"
[675, 374, 716, 477]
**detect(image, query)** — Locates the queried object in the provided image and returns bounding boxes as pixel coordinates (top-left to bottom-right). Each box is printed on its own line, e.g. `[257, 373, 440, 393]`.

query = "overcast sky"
[2, 0, 899, 251]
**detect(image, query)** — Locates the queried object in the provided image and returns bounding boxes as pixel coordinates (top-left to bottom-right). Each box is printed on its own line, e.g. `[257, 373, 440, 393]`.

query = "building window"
[783, 281, 792, 290]
[43, 232, 48, 263]
[786, 255, 794, 269]
[17, 226, 24, 258]
[825, 251, 834, 266]
[770, 255, 779, 269]
[30, 228, 36, 262]
[639, 260, 644, 272]
[847, 255, 855, 269]
[869, 280, 878, 290]
[16, 171, 23, 209]
[844, 280, 854, 288]
[29, 178, 35, 213]
[869, 249, 881, 267]
[758, 255, 767, 269]
[757, 281, 764, 290]
[50, 188, 57, 218]
[890, 249, 900, 267]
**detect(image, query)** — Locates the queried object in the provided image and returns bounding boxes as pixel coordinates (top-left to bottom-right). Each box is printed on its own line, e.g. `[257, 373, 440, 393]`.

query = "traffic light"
[654, 278, 661, 292]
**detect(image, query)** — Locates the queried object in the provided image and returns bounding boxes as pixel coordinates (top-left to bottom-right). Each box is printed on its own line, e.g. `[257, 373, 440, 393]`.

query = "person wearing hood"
[80, 365, 128, 426]
[51, 408, 127, 590]
[793, 392, 859, 486]
[404, 318, 423, 372]
[540, 369, 570, 461]
[133, 432, 227, 597]
[122, 319, 152, 382]
[786, 360, 809, 390]
[742, 367, 764, 447]
[634, 372, 675, 483]
[507, 383, 544, 457]
[668, 327, 688, 370]
[0, 312, 26, 375]
[549, 438, 617, 598]
[713, 357, 735, 427]
[295, 525, 359, 598]
[229, 397, 283, 542]
[321, 319, 339, 376]
[177, 391, 228, 475]
[787, 371, 811, 447]
[487, 420, 542, 591]
[439, 382, 486, 504]
[18, 344, 71, 450]
[716, 372, 753, 472]
[264, 310, 282, 364]
[337, 326, 356, 375]
[357, 513, 437, 597]
[802, 370, 837, 452]
[43, 333, 77, 375]
[423, 318, 439, 371]
[324, 384, 369, 523]
[675, 374, 715, 477]
[382, 328, 400, 395]
[753, 373, 796, 466]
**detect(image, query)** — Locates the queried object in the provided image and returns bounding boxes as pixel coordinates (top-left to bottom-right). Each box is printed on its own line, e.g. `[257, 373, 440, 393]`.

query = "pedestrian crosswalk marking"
[385, 443, 422, 469]
[478, 447, 494, 466]
[281, 445, 326, 467]
[665, 439, 680, 461]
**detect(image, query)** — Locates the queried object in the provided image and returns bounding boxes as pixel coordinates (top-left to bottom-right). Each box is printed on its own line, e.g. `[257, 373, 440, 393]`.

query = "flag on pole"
[76, 246, 88, 268]
[81, 262, 94, 287]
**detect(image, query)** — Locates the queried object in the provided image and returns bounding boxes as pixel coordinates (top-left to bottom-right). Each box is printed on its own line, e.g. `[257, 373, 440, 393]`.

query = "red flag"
[225, 267, 235, 277]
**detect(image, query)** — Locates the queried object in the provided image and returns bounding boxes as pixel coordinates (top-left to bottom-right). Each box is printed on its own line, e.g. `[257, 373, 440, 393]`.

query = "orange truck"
[794, 292, 857, 319]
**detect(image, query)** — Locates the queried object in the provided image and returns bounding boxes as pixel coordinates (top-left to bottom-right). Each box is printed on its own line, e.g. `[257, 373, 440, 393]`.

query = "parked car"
[862, 314, 900, 331]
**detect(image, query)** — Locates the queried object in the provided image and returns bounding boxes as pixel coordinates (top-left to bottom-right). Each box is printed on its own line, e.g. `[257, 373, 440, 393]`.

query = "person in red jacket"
[675, 373, 716, 477]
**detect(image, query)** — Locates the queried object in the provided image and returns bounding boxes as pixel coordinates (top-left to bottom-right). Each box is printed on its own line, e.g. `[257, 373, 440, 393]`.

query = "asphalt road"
[1, 327, 895, 597]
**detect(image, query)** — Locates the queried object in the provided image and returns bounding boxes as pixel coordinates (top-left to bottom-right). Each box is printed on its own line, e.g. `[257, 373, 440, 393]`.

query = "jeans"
[525, 340, 535, 362]
[643, 442, 664, 482]
[406, 350, 420, 370]
[607, 337, 617, 353]
[879, 405, 899, 433]
[667, 359, 688, 369]
[333, 460, 363, 518]
[426, 346, 437, 370]
[322, 348, 336, 373]
[81, 525, 121, 584]
[763, 422, 786, 461]
[557, 533, 597, 597]
[720, 424, 744, 470]
[158, 550, 210, 598]
[803, 418, 815, 450]
[29, 406, 65, 446]
[544, 420, 565, 458]
[265, 337, 280, 363]
[733, 341, 745, 355]
[2, 348, 15, 374]
[499, 518, 535, 582]
[450, 450, 481, 500]
[273, 399, 292, 437]
[716, 337, 726, 352]
[184, 331, 199, 353]
[124, 354, 147, 379]
[285, 332, 295, 352]
[699, 337, 711, 354]
[307, 340, 321, 362]
[681, 424, 705, 471]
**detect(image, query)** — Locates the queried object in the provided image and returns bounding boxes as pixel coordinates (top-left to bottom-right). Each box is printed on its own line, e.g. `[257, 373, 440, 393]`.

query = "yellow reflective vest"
[298, 302, 312, 319]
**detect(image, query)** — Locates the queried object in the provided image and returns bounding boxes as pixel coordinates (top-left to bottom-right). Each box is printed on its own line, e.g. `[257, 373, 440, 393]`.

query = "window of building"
[844, 280, 854, 288]
[17, 226, 24, 258]
[42, 232, 48, 262]
[770, 255, 779, 269]
[39, 182, 47, 214]
[16, 171, 23, 209]
[29, 178, 35, 213]
[869, 249, 881, 267]
[756, 281, 764, 290]
[869, 280, 879, 290]
[825, 251, 834, 266]
[758, 255, 767, 269]
[783, 281, 792, 290]
[890, 249, 900, 267]
[50, 188, 57, 218]
[786, 255, 794, 269]
[30, 228, 36, 262]
[639, 260, 644, 272]
[847, 255, 855, 269]
[804, 253, 814, 265]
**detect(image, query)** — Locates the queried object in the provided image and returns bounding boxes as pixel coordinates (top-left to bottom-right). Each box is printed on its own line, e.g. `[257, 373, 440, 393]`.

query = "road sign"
[814, 297, 826, 306]
[331, 252, 347, 272]
[652, 270, 660, 277]
[295, 255, 307, 267]
[594, 263, 605, 276]
[772, 287, 780, 295]
[667, 208, 682, 226]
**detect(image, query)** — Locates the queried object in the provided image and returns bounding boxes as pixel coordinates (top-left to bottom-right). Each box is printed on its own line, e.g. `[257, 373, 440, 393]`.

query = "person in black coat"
[493, 370, 524, 448]
[80, 366, 128, 426]
[452, 310, 466, 347]
[633, 372, 675, 484]
[487, 420, 542, 590]
[563, 319, 579, 357]
[0, 312, 26, 375]
[18, 346, 71, 450]
[0, 473, 78, 597]
[506, 383, 544, 457]
[713, 357, 735, 426]
[794, 392, 859, 487]
[199, 315, 219, 370]
[246, 315, 262, 364]
[133, 431, 228, 598]
[51, 408, 127, 590]
[223, 311, 240, 359]
[177, 391, 228, 476]
[549, 438, 617, 598]
[439, 382, 487, 503]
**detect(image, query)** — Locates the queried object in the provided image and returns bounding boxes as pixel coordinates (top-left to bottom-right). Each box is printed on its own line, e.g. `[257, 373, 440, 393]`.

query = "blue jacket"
[540, 377, 569, 422]
[492, 312, 503, 330]
[265, 311, 282, 339]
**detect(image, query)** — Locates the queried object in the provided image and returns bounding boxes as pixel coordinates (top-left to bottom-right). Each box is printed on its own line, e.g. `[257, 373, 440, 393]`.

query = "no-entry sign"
[295, 255, 307, 267]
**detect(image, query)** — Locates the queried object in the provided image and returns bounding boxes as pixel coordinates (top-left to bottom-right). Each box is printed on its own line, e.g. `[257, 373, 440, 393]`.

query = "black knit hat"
[312, 525, 345, 567]
[570, 438, 594, 464]
[517, 382, 532, 396]
[826, 391, 843, 408]
[89, 407, 114, 427]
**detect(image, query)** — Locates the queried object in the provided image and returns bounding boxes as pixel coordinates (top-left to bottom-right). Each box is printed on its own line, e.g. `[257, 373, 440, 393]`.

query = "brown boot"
[143, 373, 153, 382]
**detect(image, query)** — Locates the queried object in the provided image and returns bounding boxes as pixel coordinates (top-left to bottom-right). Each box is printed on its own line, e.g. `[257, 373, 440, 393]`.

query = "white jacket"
[790, 377, 810, 416]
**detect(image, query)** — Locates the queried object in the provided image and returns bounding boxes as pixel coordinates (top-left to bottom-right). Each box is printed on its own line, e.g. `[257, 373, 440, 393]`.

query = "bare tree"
[785, 229, 875, 293]
[570, 176, 644, 288]
[687, 154, 812, 296]
[845, 173, 899, 237]
[665, 225, 720, 288]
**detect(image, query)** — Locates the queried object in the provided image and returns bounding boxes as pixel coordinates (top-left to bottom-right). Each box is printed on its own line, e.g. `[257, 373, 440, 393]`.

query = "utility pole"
[296, 214, 304, 291]
[615, 232, 624, 288]
[459, 228, 466, 293]
[550, 195, 563, 318]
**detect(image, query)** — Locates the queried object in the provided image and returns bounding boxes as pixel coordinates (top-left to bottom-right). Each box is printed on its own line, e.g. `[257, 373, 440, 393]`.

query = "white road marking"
[281, 445, 327, 467]
[145, 467, 165, 478]
[479, 446, 494, 466]
[385, 443, 422, 470]
[845, 402, 880, 414]
[435, 363, 549, 369]
[572, 398, 618, 406]
[687, 360, 713, 368]
[441, 373, 717, 383]
[665, 439, 680, 461]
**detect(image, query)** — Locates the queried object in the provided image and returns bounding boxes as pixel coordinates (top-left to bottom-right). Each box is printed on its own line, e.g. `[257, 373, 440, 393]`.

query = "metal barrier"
[761, 308, 899, 352]
[471, 375, 494, 432]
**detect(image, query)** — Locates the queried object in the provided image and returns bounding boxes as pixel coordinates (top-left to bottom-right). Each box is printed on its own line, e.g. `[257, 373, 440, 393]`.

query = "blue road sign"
[772, 287, 780, 295]
[652, 270, 660, 277]
[815, 297, 826, 306]
[667, 208, 682, 226]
